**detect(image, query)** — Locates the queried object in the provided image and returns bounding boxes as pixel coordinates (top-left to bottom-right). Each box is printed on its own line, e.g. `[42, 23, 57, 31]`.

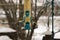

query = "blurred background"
[0, 0, 60, 40]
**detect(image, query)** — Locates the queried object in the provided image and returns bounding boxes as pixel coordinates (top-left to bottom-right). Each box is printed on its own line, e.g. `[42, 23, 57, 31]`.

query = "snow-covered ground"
[32, 34, 45, 40]
[54, 32, 60, 39]
[0, 27, 16, 40]
[0, 16, 60, 40]
[0, 36, 12, 40]
[32, 16, 60, 40]
[0, 27, 16, 33]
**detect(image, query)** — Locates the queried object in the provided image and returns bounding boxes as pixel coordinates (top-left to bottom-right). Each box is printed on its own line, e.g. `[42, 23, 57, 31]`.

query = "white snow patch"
[34, 24, 47, 33]
[0, 27, 16, 33]
[0, 36, 12, 40]
[32, 34, 45, 40]
[32, 16, 60, 40]
[54, 32, 60, 39]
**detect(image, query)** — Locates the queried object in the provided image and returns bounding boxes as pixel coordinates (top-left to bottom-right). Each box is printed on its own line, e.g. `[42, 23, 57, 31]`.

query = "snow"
[38, 16, 60, 33]
[0, 15, 6, 19]
[0, 36, 12, 40]
[32, 34, 44, 40]
[39, 16, 60, 19]
[54, 32, 60, 39]
[34, 24, 47, 33]
[32, 16, 60, 40]
[32, 34, 45, 40]
[0, 27, 16, 40]
[0, 27, 16, 33]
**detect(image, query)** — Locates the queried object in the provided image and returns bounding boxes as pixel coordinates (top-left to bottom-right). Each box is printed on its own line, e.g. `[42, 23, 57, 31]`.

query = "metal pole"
[51, 0, 54, 40]
[47, 16, 49, 31]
